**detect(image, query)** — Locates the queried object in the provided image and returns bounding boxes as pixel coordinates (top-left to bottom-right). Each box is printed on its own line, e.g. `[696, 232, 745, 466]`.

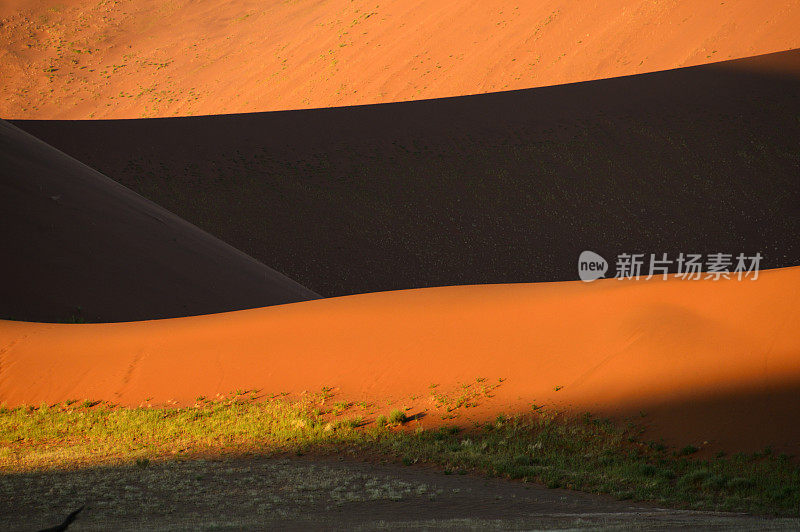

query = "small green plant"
[332, 401, 350, 415]
[339, 416, 362, 429]
[319, 386, 335, 404]
[676, 445, 700, 457]
[430, 378, 501, 414]
[387, 409, 407, 425]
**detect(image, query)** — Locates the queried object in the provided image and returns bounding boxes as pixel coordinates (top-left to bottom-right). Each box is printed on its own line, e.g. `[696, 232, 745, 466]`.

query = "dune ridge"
[1, 0, 799, 119]
[2, 266, 798, 454]
[16, 49, 800, 297]
[0, 119, 319, 323]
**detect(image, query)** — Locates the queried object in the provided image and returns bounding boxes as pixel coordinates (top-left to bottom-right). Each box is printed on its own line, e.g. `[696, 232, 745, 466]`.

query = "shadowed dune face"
[1, 267, 799, 454]
[17, 50, 800, 297]
[0, 120, 319, 323]
[1, 0, 799, 119]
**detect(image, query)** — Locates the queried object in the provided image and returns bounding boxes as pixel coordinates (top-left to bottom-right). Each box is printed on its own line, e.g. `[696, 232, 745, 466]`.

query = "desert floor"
[5, 456, 799, 531]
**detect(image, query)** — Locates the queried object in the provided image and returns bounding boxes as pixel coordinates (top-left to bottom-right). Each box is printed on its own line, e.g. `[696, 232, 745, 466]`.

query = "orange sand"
[2, 0, 799, 119]
[2, 267, 799, 454]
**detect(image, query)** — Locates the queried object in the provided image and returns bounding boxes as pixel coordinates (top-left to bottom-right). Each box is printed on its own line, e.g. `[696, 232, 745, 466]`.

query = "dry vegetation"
[2, 386, 799, 517]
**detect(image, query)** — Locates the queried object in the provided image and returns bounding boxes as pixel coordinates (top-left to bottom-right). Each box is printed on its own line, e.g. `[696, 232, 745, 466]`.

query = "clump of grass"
[1, 393, 798, 516]
[387, 409, 407, 425]
[429, 378, 501, 417]
[338, 416, 363, 429]
[332, 401, 350, 415]
[676, 445, 700, 457]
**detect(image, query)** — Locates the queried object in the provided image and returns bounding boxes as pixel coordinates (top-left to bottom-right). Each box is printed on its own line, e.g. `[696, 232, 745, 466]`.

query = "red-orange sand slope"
[1, 0, 799, 119]
[2, 267, 799, 454]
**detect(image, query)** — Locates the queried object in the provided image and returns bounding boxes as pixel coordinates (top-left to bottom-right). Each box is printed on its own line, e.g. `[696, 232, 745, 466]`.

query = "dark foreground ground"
[15, 50, 800, 299]
[2, 456, 798, 531]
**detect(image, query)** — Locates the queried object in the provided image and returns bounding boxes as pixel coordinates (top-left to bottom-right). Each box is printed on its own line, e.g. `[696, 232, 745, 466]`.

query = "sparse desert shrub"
[2, 394, 799, 516]
[387, 409, 407, 425]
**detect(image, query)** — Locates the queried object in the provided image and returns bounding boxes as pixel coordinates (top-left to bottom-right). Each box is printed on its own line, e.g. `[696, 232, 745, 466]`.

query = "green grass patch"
[387, 409, 407, 425]
[1, 392, 798, 516]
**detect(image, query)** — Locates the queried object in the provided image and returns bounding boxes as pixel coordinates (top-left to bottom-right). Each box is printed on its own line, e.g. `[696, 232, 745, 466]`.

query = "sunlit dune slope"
[1, 0, 798, 119]
[0, 119, 319, 323]
[2, 267, 799, 454]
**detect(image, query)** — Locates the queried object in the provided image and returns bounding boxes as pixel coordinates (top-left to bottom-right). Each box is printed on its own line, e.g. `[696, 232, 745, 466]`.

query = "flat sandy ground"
[3, 456, 799, 531]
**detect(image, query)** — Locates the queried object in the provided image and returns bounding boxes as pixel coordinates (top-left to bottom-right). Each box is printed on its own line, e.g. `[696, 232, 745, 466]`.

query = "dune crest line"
[1, 0, 798, 119]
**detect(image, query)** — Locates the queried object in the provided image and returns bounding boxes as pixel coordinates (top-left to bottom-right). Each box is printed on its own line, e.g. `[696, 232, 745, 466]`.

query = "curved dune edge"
[0, 119, 319, 323]
[16, 49, 800, 300]
[2, 267, 800, 454]
[2, 0, 799, 119]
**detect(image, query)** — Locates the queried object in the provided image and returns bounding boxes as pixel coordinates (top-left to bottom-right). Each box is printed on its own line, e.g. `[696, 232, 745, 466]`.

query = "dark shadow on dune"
[579, 379, 800, 457]
[13, 50, 800, 298]
[0, 121, 319, 323]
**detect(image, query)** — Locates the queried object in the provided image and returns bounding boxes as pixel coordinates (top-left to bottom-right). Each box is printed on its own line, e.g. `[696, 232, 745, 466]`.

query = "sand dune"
[1, 0, 799, 119]
[17, 50, 800, 297]
[2, 266, 799, 454]
[0, 119, 319, 323]
[1, 0, 798, 461]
